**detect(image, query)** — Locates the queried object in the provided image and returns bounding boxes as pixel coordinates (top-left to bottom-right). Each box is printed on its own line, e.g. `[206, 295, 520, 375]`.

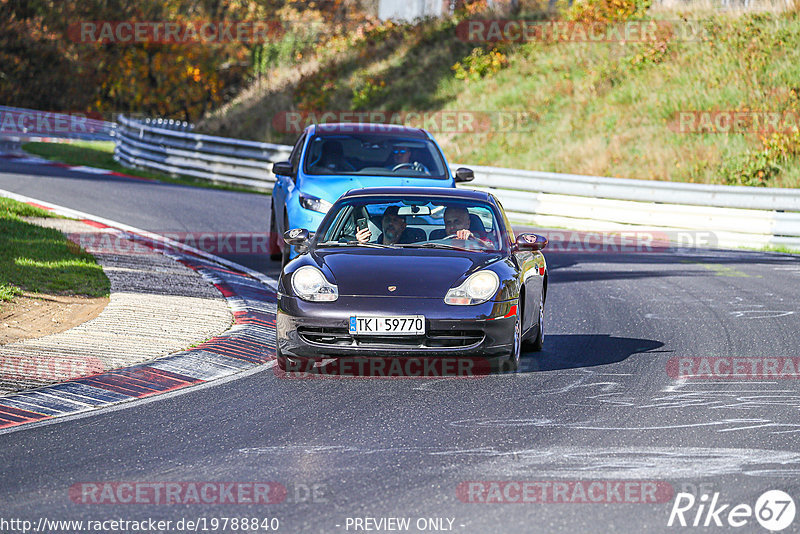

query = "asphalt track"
[1, 153, 800, 533]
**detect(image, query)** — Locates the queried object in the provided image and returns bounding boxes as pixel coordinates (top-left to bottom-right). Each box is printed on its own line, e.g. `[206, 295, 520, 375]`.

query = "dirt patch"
[0, 293, 109, 345]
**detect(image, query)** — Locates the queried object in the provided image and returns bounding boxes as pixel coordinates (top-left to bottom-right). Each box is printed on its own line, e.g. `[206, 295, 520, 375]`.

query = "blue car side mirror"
[455, 168, 474, 183]
[273, 161, 293, 177]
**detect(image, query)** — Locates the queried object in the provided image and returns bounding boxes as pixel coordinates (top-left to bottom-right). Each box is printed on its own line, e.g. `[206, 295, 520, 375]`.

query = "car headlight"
[298, 193, 333, 214]
[291, 266, 338, 302]
[444, 270, 500, 305]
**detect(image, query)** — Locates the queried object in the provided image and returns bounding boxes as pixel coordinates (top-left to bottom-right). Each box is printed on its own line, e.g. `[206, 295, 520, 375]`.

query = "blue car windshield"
[317, 197, 504, 252]
[303, 134, 449, 179]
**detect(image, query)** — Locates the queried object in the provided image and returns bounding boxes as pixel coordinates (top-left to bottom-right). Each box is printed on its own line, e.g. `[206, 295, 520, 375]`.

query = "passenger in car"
[355, 206, 426, 245]
[312, 140, 354, 173]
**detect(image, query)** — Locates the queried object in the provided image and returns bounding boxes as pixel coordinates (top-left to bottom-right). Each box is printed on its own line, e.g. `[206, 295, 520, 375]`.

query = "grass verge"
[760, 245, 800, 254]
[0, 197, 110, 307]
[22, 141, 268, 195]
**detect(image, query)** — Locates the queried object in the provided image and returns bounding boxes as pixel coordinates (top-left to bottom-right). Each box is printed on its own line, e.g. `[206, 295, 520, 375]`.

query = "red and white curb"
[0, 189, 279, 434]
[0, 151, 155, 182]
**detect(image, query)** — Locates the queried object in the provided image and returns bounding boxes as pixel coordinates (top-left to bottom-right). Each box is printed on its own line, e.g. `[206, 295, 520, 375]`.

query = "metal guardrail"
[0, 105, 116, 141]
[459, 167, 800, 250]
[462, 164, 800, 212]
[139, 117, 194, 132]
[114, 115, 291, 189]
[476, 186, 800, 250]
[111, 115, 800, 250]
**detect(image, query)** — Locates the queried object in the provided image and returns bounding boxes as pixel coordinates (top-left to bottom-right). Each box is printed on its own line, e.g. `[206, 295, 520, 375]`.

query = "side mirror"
[515, 233, 547, 251]
[273, 161, 293, 177]
[454, 167, 474, 183]
[283, 228, 309, 247]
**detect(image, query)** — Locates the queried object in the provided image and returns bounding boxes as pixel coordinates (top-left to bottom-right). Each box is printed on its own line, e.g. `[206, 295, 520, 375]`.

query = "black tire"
[490, 302, 522, 373]
[527, 292, 545, 352]
[269, 202, 281, 261]
[505, 304, 522, 372]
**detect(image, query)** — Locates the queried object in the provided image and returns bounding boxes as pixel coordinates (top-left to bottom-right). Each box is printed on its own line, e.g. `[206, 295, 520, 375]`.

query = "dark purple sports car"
[276, 187, 548, 373]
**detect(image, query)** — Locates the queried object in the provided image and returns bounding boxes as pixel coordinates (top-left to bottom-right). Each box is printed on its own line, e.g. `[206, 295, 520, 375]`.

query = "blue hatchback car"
[268, 123, 474, 265]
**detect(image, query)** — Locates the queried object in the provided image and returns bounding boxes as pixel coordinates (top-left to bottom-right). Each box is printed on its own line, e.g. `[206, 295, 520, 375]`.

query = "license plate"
[349, 315, 425, 335]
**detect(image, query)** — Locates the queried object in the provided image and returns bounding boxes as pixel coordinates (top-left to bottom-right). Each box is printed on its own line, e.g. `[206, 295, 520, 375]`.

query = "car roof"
[341, 187, 491, 201]
[309, 122, 428, 139]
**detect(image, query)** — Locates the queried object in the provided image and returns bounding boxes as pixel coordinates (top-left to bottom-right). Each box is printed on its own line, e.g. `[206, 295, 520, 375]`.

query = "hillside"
[198, 1, 800, 188]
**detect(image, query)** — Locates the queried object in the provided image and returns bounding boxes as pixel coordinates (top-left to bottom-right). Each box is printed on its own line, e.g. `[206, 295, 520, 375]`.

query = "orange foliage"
[0, 0, 372, 121]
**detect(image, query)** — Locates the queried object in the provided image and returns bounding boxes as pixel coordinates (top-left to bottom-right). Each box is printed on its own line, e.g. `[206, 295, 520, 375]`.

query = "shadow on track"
[518, 333, 665, 372]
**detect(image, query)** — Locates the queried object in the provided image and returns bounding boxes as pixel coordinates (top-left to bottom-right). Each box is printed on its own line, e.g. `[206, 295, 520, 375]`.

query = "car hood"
[312, 248, 501, 297]
[301, 176, 453, 205]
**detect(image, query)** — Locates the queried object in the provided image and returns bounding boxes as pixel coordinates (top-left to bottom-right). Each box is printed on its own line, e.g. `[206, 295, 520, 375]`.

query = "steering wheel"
[441, 233, 481, 242]
[392, 162, 430, 174]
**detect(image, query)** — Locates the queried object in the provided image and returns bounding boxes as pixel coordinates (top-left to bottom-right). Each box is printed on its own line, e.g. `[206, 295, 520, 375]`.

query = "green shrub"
[721, 130, 800, 186]
[352, 78, 387, 109]
[452, 47, 510, 81]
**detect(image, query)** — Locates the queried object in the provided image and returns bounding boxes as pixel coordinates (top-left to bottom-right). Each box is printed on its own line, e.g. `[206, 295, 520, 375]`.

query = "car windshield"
[303, 133, 449, 179]
[317, 197, 503, 252]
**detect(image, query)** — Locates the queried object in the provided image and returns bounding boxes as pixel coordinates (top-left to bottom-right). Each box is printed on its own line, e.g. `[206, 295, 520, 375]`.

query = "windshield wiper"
[400, 242, 469, 251]
[350, 242, 400, 249]
[317, 241, 399, 250]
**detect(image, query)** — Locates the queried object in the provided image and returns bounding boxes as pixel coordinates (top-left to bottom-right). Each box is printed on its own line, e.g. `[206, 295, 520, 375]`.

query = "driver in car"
[444, 206, 493, 246]
[386, 146, 427, 173]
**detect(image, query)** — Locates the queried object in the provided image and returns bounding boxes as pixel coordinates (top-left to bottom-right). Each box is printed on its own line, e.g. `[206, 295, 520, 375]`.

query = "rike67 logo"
[668, 490, 795, 531]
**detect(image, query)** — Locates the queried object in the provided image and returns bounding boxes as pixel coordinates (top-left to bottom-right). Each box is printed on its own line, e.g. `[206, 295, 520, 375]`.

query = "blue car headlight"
[299, 193, 333, 214]
[292, 266, 338, 302]
[445, 270, 499, 305]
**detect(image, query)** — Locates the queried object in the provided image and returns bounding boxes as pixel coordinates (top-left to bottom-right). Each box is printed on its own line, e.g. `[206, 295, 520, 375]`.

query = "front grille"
[425, 330, 485, 348]
[297, 327, 484, 349]
[297, 327, 352, 345]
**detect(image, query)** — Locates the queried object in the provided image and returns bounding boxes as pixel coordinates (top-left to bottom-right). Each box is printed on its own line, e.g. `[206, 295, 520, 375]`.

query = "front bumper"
[277, 294, 517, 360]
